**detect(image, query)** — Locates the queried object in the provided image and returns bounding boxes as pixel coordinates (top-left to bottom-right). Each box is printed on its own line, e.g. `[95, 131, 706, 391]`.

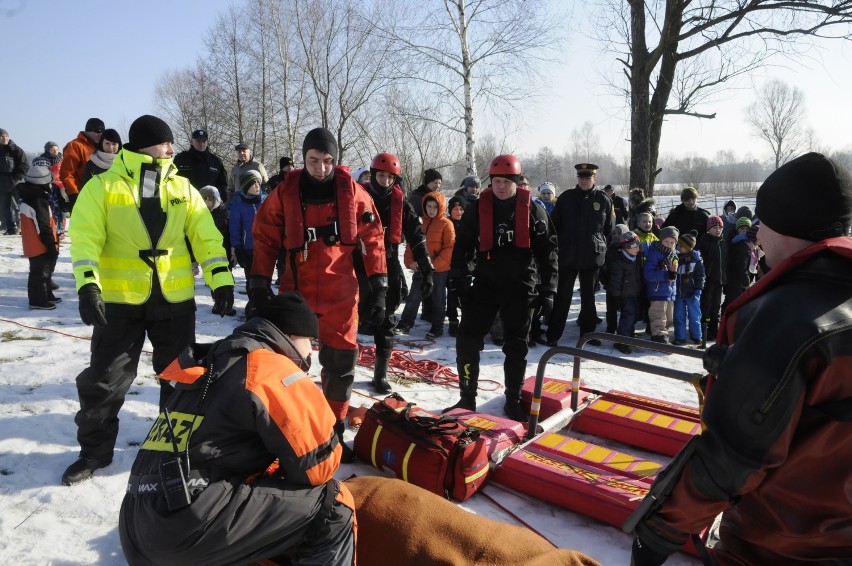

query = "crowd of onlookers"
[3, 118, 766, 352]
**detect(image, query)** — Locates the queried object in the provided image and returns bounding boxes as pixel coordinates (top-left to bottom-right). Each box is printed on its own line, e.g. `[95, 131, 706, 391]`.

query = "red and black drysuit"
[354, 180, 431, 382]
[251, 167, 387, 420]
[119, 317, 355, 566]
[634, 237, 852, 564]
[450, 187, 558, 411]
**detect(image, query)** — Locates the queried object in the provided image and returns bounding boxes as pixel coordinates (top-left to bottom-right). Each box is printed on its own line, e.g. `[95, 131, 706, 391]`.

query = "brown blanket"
[344, 475, 601, 566]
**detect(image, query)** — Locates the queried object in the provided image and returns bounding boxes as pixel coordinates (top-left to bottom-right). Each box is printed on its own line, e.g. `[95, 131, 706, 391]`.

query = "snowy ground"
[0, 232, 701, 565]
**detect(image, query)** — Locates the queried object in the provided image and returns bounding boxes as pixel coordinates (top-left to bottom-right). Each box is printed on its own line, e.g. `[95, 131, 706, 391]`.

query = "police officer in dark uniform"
[445, 155, 558, 421]
[357, 152, 434, 393]
[173, 129, 228, 199]
[546, 163, 613, 347]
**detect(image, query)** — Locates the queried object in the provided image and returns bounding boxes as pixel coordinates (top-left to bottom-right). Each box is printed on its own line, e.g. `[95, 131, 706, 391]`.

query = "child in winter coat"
[607, 231, 644, 353]
[399, 191, 455, 338]
[672, 230, 705, 346]
[723, 216, 755, 310]
[643, 226, 679, 343]
[446, 195, 467, 337]
[230, 171, 264, 294]
[19, 165, 60, 309]
[200, 185, 236, 316]
[696, 215, 727, 339]
[603, 224, 630, 334]
[633, 211, 658, 334]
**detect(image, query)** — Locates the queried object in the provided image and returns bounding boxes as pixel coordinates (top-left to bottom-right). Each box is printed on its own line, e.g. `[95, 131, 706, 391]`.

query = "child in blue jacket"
[230, 171, 264, 293]
[672, 230, 705, 346]
[643, 226, 679, 343]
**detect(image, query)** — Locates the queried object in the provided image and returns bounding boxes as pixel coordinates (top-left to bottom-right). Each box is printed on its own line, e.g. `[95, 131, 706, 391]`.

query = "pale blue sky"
[3, 0, 852, 162]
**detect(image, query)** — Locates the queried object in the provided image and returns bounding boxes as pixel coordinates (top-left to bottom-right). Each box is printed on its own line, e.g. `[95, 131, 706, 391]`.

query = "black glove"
[448, 274, 472, 309]
[666, 270, 677, 282]
[532, 289, 554, 318]
[416, 253, 435, 298]
[630, 535, 671, 566]
[246, 276, 271, 319]
[78, 283, 107, 327]
[212, 285, 234, 318]
[367, 274, 388, 326]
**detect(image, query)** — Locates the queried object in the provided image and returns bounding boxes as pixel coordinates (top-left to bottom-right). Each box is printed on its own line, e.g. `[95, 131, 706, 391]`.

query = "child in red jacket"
[19, 165, 60, 309]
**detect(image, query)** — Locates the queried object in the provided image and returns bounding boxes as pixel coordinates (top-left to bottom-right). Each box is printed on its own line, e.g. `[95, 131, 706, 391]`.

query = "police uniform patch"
[593, 202, 600, 211]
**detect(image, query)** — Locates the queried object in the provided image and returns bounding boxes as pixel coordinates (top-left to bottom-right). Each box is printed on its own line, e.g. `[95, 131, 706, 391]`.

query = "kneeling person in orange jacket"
[119, 292, 355, 566]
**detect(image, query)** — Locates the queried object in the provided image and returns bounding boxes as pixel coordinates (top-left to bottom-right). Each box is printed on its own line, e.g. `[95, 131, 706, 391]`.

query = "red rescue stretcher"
[489, 333, 708, 557]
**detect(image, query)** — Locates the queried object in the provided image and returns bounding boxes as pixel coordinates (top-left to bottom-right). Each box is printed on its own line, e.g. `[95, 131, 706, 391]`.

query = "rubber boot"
[334, 421, 356, 464]
[442, 362, 478, 413]
[371, 348, 392, 394]
[503, 392, 528, 422]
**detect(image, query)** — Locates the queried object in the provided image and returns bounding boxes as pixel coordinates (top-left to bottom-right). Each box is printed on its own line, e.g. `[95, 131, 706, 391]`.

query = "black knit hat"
[280, 156, 294, 169]
[85, 117, 105, 133]
[97, 129, 123, 152]
[302, 128, 338, 162]
[126, 115, 174, 151]
[257, 292, 319, 339]
[756, 152, 852, 241]
[423, 168, 442, 185]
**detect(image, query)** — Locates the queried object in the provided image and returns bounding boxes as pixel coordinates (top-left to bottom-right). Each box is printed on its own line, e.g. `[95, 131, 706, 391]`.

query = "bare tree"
[536, 146, 557, 181]
[747, 79, 809, 169]
[570, 121, 601, 163]
[599, 0, 852, 194]
[388, 0, 564, 176]
[291, 0, 395, 164]
[671, 155, 711, 189]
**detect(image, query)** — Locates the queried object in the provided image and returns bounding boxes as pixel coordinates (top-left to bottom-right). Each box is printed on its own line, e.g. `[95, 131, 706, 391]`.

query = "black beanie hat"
[97, 128, 123, 152]
[126, 115, 174, 152]
[302, 128, 338, 162]
[280, 156, 294, 169]
[423, 168, 442, 185]
[756, 152, 852, 241]
[85, 117, 105, 133]
[257, 292, 319, 339]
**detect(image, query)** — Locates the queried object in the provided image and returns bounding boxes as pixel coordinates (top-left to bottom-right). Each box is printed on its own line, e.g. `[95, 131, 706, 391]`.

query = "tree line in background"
[155, 0, 852, 196]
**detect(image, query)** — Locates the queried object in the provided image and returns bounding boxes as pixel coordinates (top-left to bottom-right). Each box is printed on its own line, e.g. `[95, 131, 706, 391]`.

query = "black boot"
[61, 456, 112, 486]
[371, 348, 392, 394]
[503, 393, 528, 422]
[443, 361, 478, 413]
[334, 421, 356, 464]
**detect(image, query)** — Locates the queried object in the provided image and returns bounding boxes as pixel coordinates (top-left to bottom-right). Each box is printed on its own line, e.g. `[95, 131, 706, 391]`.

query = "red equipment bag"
[353, 393, 489, 501]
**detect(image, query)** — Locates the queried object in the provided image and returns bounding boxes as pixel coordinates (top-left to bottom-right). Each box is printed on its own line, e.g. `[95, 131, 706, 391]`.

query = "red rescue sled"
[490, 333, 708, 557]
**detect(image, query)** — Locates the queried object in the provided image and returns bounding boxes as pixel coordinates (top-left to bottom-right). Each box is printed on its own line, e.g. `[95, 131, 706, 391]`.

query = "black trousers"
[701, 280, 724, 337]
[456, 283, 533, 396]
[27, 251, 57, 303]
[74, 311, 195, 461]
[547, 265, 600, 342]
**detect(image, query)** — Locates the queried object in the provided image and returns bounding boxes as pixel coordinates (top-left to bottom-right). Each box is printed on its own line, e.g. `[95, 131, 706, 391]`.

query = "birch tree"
[388, 0, 563, 176]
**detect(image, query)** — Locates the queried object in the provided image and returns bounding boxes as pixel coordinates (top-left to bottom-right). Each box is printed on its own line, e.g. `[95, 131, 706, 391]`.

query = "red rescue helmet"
[371, 152, 401, 176]
[489, 154, 522, 176]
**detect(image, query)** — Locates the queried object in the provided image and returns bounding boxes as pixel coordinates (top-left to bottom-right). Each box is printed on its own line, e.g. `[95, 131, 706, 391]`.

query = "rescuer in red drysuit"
[250, 127, 387, 462]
